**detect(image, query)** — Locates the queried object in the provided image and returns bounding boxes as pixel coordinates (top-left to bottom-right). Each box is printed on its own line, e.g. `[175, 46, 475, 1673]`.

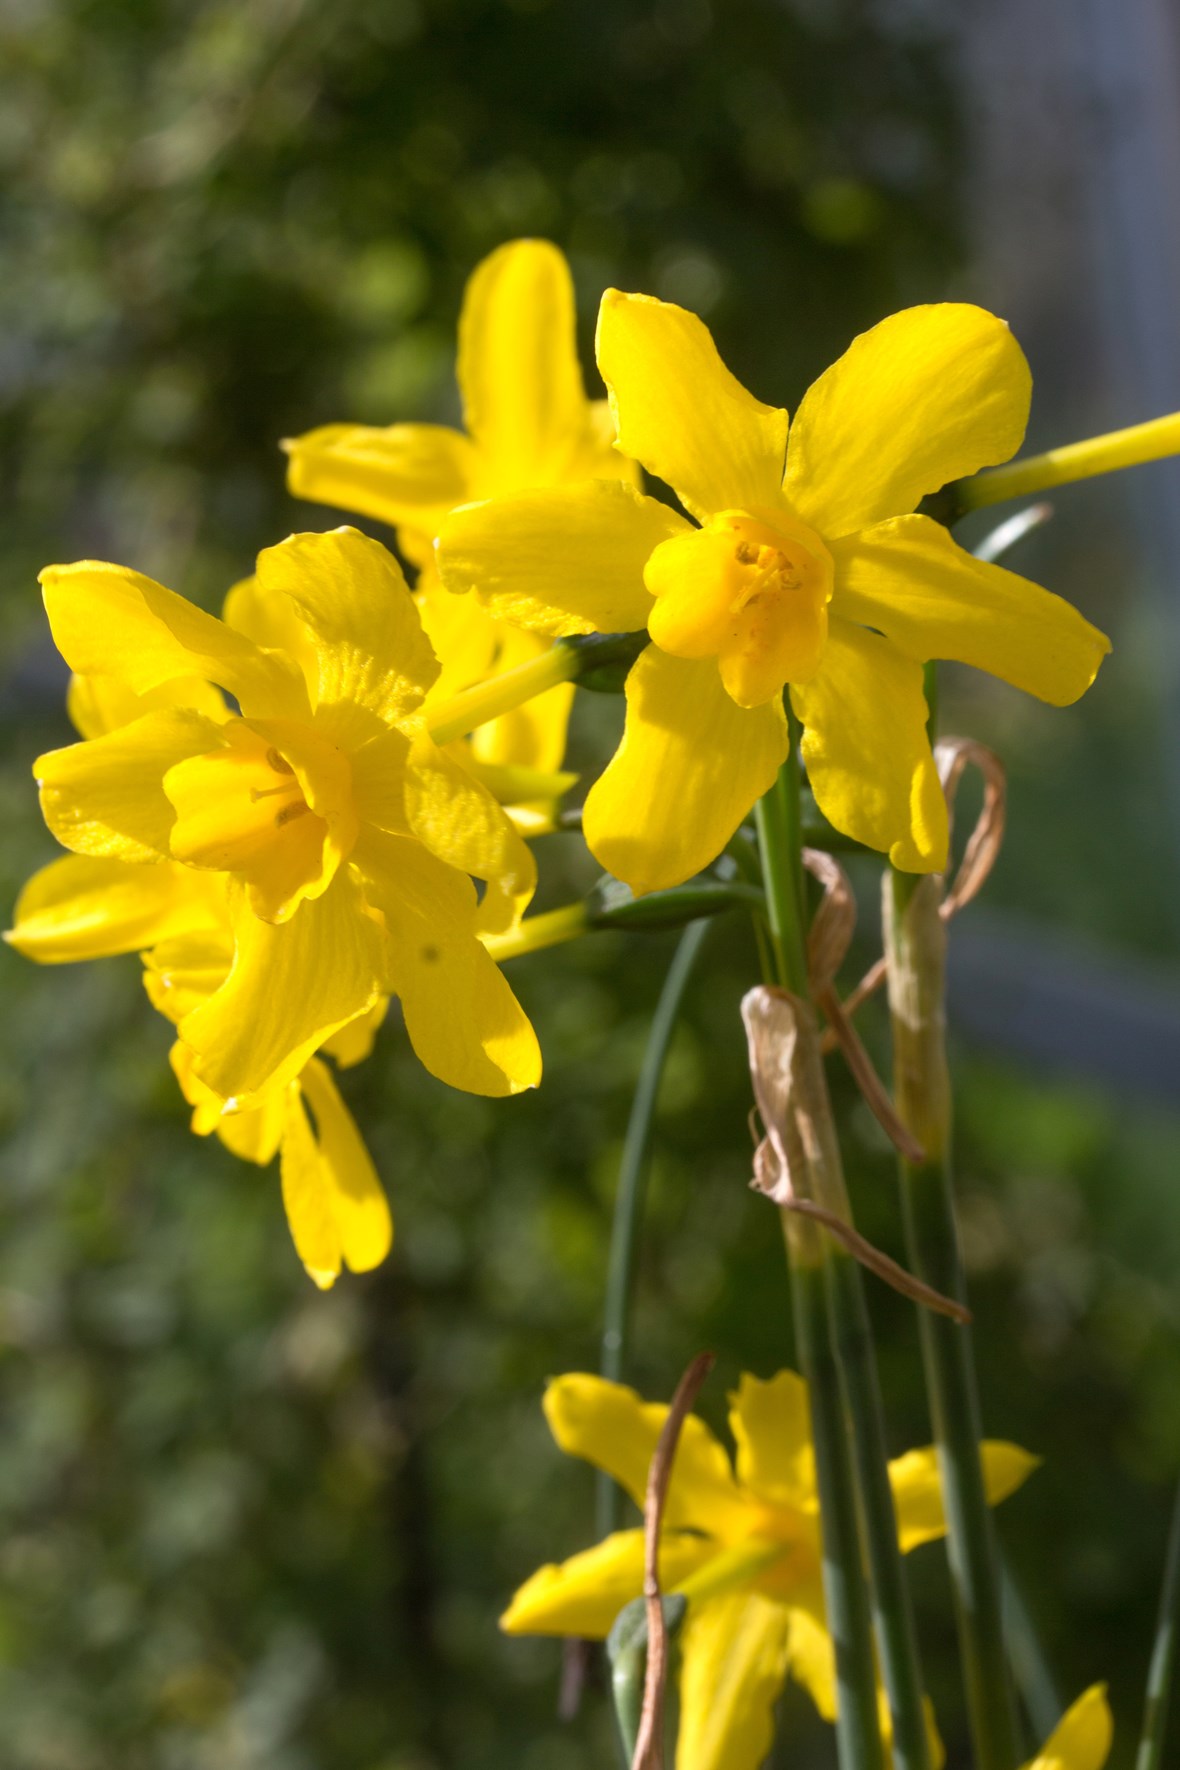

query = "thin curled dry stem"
[818, 737, 1007, 1053]
[802, 848, 925, 1164]
[632, 1351, 716, 1770]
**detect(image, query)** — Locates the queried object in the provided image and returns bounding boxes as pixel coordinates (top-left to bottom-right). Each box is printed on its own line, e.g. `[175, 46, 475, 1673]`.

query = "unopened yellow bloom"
[439, 294, 1110, 889]
[20, 526, 541, 1105]
[502, 1371, 1037, 1770]
[1022, 1686, 1112, 1770]
[285, 239, 635, 782]
[9, 844, 393, 1289]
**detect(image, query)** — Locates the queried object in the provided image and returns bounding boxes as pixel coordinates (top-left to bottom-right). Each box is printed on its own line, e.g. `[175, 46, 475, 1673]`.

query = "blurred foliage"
[0, 1, 1176, 1768]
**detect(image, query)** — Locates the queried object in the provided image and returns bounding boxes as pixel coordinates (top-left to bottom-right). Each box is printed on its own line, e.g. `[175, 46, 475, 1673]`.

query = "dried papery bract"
[742, 986, 968, 1322]
[802, 847, 924, 1164]
[631, 1351, 716, 1770]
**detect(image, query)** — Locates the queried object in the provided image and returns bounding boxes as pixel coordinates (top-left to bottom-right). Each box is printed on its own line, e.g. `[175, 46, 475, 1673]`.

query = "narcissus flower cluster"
[503, 1370, 1036, 1770]
[439, 291, 1110, 890]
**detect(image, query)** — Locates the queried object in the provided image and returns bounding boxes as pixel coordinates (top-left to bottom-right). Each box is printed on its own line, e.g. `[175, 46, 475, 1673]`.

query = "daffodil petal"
[180, 870, 386, 1103]
[458, 239, 589, 489]
[437, 480, 681, 637]
[6, 855, 220, 963]
[541, 1373, 748, 1536]
[784, 1601, 836, 1720]
[169, 1041, 287, 1163]
[321, 997, 389, 1068]
[728, 1371, 817, 1512]
[35, 708, 225, 864]
[831, 515, 1110, 705]
[791, 619, 947, 873]
[279, 1080, 343, 1289]
[254, 528, 439, 739]
[1024, 1685, 1112, 1770]
[284, 421, 475, 540]
[500, 1528, 714, 1640]
[890, 1441, 1040, 1554]
[583, 648, 788, 894]
[677, 1591, 792, 1770]
[405, 733, 536, 933]
[417, 574, 500, 702]
[596, 290, 789, 522]
[41, 561, 307, 718]
[222, 574, 320, 700]
[67, 671, 227, 739]
[784, 304, 1032, 538]
[299, 1057, 393, 1276]
[357, 831, 541, 1096]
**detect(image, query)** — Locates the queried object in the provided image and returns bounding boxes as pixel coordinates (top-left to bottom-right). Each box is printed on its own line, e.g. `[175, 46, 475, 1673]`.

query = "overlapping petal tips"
[500, 1528, 714, 1639]
[728, 1371, 817, 1512]
[254, 527, 439, 735]
[6, 855, 221, 963]
[358, 832, 540, 1097]
[283, 421, 475, 539]
[1024, 1686, 1113, 1770]
[40, 560, 307, 719]
[180, 870, 386, 1103]
[436, 479, 683, 637]
[35, 708, 226, 864]
[280, 1056, 392, 1290]
[404, 733, 536, 932]
[541, 1372, 747, 1535]
[596, 290, 789, 523]
[222, 573, 320, 693]
[791, 620, 948, 873]
[889, 1442, 1040, 1554]
[457, 238, 589, 490]
[677, 1590, 793, 1770]
[583, 648, 789, 894]
[830, 515, 1111, 705]
[783, 304, 1032, 539]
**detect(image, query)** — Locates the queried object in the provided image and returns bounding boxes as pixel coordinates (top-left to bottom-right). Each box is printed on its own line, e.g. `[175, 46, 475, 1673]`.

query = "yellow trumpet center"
[644, 508, 834, 708]
[164, 719, 357, 924]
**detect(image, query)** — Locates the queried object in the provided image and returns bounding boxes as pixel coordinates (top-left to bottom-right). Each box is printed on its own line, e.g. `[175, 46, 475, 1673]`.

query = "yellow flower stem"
[425, 645, 579, 747]
[597, 920, 711, 1539]
[958, 409, 1180, 511]
[885, 868, 1023, 1770]
[758, 716, 933, 1770]
[482, 902, 588, 962]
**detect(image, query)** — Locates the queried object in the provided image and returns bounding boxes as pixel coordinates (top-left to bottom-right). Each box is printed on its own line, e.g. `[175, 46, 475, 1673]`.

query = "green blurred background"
[2, 0, 1180, 1765]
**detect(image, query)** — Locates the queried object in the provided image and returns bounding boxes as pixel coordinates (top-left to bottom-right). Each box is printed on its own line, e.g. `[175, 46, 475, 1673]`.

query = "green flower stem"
[596, 919, 711, 1540]
[426, 630, 649, 746]
[1136, 1479, 1180, 1770]
[788, 1222, 886, 1770]
[884, 868, 1021, 1770]
[757, 772, 882, 1770]
[958, 409, 1180, 511]
[757, 729, 941, 1770]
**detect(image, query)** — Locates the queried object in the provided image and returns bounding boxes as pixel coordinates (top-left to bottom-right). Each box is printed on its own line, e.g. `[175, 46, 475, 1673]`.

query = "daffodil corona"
[439, 293, 1111, 890]
[14, 527, 541, 1109]
[502, 1370, 1037, 1770]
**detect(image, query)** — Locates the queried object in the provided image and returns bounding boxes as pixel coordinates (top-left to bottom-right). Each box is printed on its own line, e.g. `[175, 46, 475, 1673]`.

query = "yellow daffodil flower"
[439, 294, 1110, 890]
[284, 239, 636, 785]
[502, 1370, 1037, 1770]
[21, 525, 541, 1105]
[8, 843, 393, 1289]
[1023, 1686, 1112, 1770]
